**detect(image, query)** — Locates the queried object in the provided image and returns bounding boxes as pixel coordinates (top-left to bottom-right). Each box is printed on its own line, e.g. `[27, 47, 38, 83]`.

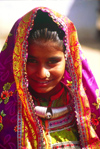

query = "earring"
[45, 70, 50, 78]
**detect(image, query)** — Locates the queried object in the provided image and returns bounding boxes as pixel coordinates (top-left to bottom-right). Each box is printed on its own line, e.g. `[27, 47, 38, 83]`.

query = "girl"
[0, 7, 100, 149]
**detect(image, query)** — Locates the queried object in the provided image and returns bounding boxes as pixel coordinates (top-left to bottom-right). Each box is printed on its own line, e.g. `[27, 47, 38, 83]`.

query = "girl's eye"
[47, 58, 61, 65]
[48, 60, 58, 64]
[27, 58, 38, 63]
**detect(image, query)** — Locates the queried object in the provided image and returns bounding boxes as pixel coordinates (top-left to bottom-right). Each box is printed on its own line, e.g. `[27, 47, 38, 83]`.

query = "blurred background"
[0, 0, 100, 87]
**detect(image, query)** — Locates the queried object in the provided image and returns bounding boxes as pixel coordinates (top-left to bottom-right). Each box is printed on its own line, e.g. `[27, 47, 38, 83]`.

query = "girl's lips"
[31, 79, 52, 85]
[36, 80, 50, 84]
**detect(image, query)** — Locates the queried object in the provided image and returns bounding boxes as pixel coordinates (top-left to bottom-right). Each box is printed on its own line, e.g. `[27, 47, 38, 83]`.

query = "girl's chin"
[32, 87, 54, 94]
[29, 82, 55, 94]
[29, 82, 62, 98]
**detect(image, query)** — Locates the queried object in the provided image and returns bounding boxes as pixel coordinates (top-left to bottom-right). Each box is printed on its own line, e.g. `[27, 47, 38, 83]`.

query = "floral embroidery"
[66, 80, 72, 87]
[2, 42, 8, 52]
[9, 91, 13, 96]
[91, 113, 100, 130]
[1, 33, 12, 52]
[1, 90, 9, 100]
[0, 110, 6, 132]
[8, 33, 13, 37]
[0, 90, 13, 104]
[14, 125, 17, 132]
[3, 82, 11, 91]
[92, 89, 100, 109]
[0, 82, 13, 104]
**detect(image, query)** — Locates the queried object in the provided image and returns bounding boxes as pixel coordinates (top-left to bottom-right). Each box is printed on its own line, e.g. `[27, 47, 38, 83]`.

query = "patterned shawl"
[0, 7, 100, 149]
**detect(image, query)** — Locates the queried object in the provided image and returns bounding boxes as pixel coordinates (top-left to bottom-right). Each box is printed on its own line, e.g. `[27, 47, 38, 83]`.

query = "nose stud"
[45, 70, 50, 78]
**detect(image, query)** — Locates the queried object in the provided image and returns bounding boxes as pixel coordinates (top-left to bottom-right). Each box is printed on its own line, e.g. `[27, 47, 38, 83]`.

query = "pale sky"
[0, 0, 74, 38]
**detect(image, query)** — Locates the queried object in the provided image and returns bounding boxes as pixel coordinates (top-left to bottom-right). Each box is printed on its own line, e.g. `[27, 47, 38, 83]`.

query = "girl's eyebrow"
[28, 55, 62, 60]
[48, 56, 62, 60]
[28, 55, 36, 58]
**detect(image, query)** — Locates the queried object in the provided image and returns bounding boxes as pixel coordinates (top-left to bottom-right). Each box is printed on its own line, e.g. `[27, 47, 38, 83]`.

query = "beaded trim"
[65, 36, 88, 147]
[17, 94, 22, 148]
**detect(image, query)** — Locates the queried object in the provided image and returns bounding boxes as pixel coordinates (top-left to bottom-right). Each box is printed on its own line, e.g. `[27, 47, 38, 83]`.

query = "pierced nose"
[45, 70, 50, 78]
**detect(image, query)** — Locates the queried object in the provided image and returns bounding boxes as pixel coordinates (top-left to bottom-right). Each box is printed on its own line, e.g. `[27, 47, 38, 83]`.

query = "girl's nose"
[36, 66, 48, 79]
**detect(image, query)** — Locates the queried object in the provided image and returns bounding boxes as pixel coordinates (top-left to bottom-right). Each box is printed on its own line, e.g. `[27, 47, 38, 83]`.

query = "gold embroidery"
[92, 89, 100, 110]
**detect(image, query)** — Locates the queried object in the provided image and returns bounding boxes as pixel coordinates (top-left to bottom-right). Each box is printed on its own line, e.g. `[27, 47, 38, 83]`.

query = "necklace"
[34, 104, 73, 119]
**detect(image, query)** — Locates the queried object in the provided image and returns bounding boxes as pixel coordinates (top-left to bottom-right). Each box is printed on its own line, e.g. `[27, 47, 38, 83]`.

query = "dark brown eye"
[27, 58, 38, 63]
[48, 59, 59, 64]
[47, 57, 62, 65]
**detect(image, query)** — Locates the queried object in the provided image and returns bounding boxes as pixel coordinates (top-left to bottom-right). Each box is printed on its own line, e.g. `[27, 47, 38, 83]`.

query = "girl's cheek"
[26, 65, 36, 75]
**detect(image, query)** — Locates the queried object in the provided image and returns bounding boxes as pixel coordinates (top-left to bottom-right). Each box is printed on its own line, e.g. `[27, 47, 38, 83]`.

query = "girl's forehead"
[28, 41, 64, 58]
[28, 40, 64, 52]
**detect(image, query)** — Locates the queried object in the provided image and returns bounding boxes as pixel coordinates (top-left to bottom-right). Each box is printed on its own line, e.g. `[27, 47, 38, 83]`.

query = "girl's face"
[26, 40, 65, 94]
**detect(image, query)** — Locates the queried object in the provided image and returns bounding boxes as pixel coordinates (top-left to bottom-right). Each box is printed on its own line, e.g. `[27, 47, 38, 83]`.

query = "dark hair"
[28, 10, 66, 51]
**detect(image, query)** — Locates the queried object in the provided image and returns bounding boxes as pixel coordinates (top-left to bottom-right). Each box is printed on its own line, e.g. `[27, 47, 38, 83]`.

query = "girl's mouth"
[31, 79, 52, 86]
